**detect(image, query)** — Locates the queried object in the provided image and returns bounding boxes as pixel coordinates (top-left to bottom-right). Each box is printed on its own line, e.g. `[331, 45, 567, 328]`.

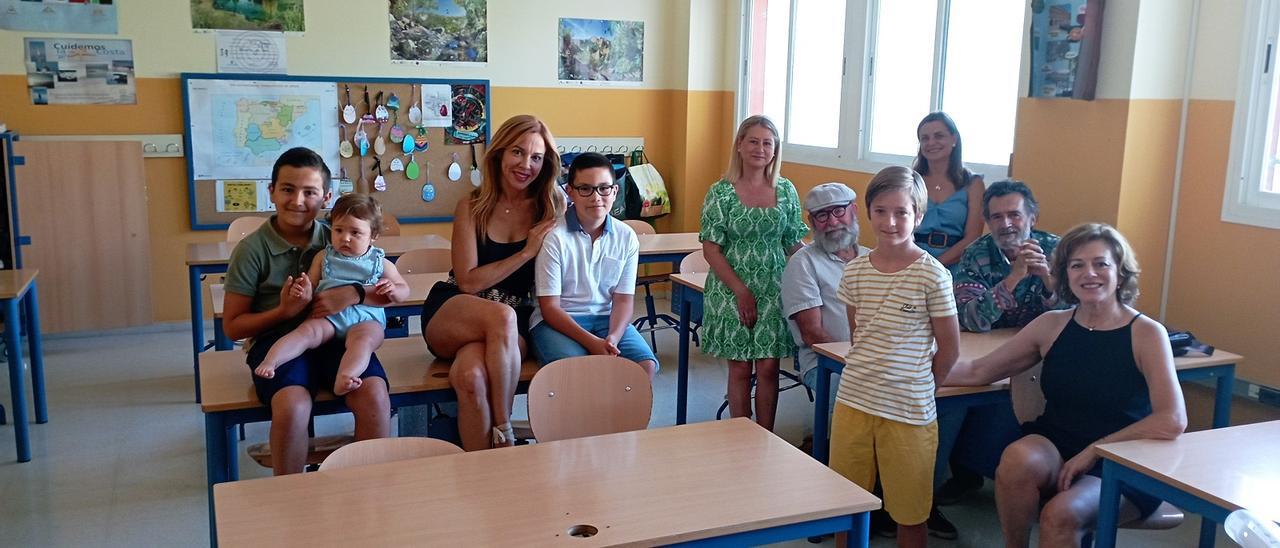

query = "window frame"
[737, 0, 1018, 180]
[1223, 0, 1280, 229]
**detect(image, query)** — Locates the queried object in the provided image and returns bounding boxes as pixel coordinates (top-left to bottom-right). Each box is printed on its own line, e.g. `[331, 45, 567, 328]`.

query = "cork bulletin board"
[182, 73, 490, 230]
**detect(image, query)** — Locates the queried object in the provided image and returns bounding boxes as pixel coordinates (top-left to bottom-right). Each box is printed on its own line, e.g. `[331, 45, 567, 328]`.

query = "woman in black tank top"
[944, 224, 1186, 547]
[419, 115, 565, 451]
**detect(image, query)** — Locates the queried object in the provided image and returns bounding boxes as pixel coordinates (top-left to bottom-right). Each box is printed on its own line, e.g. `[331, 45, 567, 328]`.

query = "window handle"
[1266, 42, 1274, 74]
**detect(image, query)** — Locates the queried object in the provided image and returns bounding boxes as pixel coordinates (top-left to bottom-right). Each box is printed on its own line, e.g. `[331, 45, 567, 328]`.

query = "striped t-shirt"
[836, 253, 956, 425]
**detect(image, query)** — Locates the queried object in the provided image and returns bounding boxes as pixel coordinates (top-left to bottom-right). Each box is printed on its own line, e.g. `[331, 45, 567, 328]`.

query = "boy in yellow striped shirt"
[833, 166, 961, 547]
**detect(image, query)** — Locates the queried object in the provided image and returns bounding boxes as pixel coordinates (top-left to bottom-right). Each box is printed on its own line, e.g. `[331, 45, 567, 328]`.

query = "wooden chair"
[625, 220, 679, 348]
[394, 248, 452, 275]
[318, 437, 462, 470]
[679, 249, 710, 274]
[526, 356, 653, 443]
[1011, 365, 1185, 541]
[208, 216, 270, 350]
[227, 215, 268, 244]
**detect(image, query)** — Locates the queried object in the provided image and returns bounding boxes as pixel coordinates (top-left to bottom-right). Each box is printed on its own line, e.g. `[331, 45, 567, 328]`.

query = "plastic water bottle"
[1225, 510, 1280, 548]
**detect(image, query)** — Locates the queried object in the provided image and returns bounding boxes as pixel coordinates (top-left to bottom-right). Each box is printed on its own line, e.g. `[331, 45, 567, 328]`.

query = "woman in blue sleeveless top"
[913, 112, 985, 270]
[944, 223, 1187, 547]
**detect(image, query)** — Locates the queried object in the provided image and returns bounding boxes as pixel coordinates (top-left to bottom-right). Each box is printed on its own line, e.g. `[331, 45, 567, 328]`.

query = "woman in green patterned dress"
[699, 115, 809, 431]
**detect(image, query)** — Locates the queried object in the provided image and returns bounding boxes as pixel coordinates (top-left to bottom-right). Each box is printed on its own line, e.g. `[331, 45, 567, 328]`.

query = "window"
[1224, 0, 1280, 229]
[739, 0, 1026, 175]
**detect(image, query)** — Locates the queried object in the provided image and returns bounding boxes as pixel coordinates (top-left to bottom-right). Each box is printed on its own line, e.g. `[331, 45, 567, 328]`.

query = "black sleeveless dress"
[420, 236, 536, 353]
[1022, 309, 1162, 517]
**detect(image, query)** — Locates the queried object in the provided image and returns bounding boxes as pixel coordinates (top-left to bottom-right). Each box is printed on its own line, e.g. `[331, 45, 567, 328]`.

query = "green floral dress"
[698, 178, 809, 360]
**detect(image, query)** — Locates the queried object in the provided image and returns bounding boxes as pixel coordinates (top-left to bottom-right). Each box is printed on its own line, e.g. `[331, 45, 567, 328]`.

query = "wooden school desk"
[811, 338, 1242, 464]
[186, 234, 451, 400]
[1095, 420, 1280, 548]
[0, 268, 47, 462]
[213, 419, 882, 547]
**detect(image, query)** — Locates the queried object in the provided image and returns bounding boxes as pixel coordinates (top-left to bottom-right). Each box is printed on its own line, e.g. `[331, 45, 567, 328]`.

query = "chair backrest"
[227, 216, 268, 244]
[679, 250, 709, 274]
[394, 248, 452, 275]
[527, 356, 653, 443]
[319, 437, 462, 470]
[1009, 361, 1046, 424]
[380, 215, 402, 237]
[624, 219, 656, 235]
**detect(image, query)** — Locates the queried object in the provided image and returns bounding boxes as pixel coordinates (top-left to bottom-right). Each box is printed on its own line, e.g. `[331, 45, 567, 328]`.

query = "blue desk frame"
[2, 274, 47, 463]
[1095, 458, 1228, 548]
[669, 513, 870, 547]
[812, 355, 1235, 464]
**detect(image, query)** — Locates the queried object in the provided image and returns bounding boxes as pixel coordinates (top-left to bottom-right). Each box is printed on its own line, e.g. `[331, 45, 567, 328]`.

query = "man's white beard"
[817, 226, 858, 254]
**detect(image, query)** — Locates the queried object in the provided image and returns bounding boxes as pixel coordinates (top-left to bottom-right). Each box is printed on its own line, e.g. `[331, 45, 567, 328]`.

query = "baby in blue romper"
[255, 193, 409, 395]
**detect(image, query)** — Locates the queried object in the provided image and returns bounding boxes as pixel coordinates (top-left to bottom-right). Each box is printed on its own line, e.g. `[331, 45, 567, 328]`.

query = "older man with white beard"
[781, 183, 869, 420]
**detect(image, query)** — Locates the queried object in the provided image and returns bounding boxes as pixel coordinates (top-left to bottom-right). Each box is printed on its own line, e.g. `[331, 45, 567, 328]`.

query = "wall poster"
[25, 38, 135, 105]
[1028, 0, 1105, 99]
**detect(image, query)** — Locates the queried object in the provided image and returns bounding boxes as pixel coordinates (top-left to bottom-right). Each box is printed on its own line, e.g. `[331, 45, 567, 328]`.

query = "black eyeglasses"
[571, 184, 619, 197]
[811, 204, 850, 223]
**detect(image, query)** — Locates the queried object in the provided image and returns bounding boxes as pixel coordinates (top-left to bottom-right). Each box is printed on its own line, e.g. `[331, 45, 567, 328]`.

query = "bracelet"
[349, 282, 366, 304]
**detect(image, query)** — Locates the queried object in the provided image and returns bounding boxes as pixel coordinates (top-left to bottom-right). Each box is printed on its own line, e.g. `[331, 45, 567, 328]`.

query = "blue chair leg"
[0, 403, 6, 425]
[643, 283, 660, 348]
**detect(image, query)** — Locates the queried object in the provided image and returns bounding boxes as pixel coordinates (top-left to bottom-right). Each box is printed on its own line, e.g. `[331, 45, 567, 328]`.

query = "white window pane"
[1263, 49, 1280, 194]
[868, 0, 937, 157]
[787, 0, 846, 148]
[758, 0, 791, 136]
[942, 0, 1025, 167]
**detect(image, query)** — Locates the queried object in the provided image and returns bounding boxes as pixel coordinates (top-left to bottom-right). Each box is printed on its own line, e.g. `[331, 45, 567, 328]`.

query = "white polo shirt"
[531, 209, 639, 327]
[781, 243, 871, 379]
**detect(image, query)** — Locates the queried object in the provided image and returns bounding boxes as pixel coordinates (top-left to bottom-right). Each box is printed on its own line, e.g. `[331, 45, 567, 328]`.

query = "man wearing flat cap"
[782, 182, 869, 413]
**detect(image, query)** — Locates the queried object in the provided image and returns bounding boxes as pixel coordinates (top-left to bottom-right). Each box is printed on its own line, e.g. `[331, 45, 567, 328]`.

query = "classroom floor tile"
[0, 303, 1274, 547]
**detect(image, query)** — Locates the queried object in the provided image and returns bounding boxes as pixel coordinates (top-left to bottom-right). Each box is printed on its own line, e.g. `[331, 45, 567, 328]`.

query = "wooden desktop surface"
[1095, 420, 1280, 523]
[0, 268, 38, 299]
[214, 418, 881, 546]
[671, 271, 707, 291]
[186, 234, 451, 266]
[815, 331, 1018, 397]
[637, 232, 701, 255]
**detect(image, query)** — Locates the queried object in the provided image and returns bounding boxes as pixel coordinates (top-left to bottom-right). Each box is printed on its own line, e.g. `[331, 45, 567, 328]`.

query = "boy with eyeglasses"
[530, 152, 659, 377]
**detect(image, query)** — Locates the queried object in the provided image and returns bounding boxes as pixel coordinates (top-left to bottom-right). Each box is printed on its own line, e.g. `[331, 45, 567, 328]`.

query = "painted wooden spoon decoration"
[405, 153, 420, 180]
[338, 126, 353, 158]
[407, 84, 422, 124]
[374, 120, 387, 155]
[342, 84, 356, 124]
[374, 91, 389, 122]
[448, 152, 462, 182]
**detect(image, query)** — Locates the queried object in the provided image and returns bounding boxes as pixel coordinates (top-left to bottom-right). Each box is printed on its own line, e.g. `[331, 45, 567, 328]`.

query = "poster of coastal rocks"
[390, 0, 488, 63]
[558, 18, 644, 84]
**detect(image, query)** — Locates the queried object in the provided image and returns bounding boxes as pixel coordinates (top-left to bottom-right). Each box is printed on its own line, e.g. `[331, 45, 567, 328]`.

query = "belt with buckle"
[915, 231, 960, 249]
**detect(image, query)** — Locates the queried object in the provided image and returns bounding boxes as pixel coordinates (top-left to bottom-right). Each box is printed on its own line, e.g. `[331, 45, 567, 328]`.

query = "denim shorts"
[530, 315, 659, 369]
[246, 328, 388, 405]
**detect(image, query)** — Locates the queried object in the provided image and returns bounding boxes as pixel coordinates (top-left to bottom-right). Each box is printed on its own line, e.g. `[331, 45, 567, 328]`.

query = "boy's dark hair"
[566, 152, 616, 185]
[329, 193, 384, 236]
[271, 147, 332, 187]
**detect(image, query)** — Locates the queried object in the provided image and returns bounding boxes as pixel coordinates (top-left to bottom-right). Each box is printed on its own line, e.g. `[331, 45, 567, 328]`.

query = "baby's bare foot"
[254, 363, 277, 379]
[334, 375, 362, 396]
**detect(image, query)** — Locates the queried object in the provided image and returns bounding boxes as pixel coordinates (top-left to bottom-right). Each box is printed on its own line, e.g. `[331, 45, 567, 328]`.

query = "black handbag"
[1168, 330, 1214, 357]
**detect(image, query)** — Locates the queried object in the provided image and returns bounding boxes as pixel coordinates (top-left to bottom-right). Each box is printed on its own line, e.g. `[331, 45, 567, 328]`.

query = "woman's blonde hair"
[1050, 222, 1142, 306]
[470, 114, 565, 239]
[724, 115, 782, 186]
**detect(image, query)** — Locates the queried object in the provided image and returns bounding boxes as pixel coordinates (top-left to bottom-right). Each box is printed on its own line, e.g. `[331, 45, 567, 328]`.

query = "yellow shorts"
[829, 403, 938, 526]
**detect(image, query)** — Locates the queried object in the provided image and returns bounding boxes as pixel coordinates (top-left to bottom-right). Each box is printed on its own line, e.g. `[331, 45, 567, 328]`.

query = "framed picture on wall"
[1028, 0, 1105, 99]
